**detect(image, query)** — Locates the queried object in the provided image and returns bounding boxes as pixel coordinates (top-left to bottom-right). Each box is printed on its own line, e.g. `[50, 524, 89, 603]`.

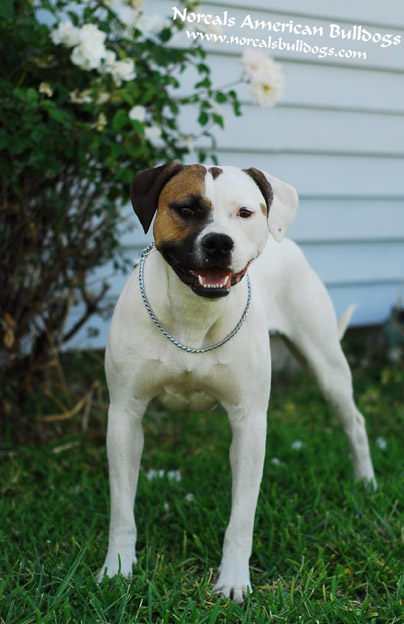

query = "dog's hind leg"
[285, 330, 375, 487]
[276, 252, 376, 487]
[98, 397, 148, 580]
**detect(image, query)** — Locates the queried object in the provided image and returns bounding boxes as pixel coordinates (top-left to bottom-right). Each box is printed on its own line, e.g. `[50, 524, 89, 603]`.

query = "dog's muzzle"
[169, 258, 250, 298]
[159, 232, 250, 298]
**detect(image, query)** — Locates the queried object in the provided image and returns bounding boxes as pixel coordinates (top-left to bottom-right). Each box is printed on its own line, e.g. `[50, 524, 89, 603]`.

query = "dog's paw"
[365, 476, 378, 492]
[212, 569, 251, 604]
[97, 553, 137, 582]
[354, 469, 377, 492]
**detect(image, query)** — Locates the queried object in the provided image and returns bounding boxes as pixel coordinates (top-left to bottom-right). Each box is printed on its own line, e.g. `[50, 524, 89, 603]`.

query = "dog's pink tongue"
[197, 268, 232, 287]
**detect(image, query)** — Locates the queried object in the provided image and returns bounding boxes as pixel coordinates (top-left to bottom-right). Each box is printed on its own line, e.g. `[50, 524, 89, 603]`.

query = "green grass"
[1, 346, 404, 623]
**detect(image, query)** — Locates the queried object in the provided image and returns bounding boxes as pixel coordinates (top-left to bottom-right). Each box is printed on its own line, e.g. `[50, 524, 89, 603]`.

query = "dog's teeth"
[197, 275, 230, 289]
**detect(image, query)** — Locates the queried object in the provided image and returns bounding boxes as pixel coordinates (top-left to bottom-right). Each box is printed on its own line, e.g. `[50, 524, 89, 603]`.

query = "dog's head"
[130, 163, 298, 298]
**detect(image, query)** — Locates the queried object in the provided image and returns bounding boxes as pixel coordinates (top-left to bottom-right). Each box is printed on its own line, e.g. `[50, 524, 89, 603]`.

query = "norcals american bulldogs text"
[171, 7, 402, 48]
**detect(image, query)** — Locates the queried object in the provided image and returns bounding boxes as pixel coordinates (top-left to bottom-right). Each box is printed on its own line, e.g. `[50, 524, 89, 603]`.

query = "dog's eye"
[238, 208, 253, 219]
[178, 205, 193, 216]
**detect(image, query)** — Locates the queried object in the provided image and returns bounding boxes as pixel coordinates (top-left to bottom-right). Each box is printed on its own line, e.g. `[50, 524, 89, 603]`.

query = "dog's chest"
[144, 361, 220, 412]
[156, 368, 219, 412]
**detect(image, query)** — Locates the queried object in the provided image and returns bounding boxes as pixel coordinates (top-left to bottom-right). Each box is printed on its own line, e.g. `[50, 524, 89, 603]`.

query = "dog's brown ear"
[130, 162, 184, 233]
[243, 167, 274, 215]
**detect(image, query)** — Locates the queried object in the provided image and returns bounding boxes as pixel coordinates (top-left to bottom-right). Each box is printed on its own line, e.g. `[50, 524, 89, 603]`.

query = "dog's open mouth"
[170, 260, 250, 298]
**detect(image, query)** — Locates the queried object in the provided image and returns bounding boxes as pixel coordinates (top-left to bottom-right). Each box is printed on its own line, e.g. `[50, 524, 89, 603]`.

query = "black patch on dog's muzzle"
[157, 232, 249, 299]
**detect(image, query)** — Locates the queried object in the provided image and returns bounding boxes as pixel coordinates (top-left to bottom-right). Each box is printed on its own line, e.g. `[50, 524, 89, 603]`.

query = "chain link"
[138, 244, 252, 354]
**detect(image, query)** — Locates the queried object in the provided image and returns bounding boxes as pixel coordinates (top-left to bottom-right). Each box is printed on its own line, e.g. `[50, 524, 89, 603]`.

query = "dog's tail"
[337, 304, 357, 340]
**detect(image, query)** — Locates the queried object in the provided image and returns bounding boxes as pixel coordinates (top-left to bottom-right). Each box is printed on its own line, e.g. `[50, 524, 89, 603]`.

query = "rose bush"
[0, 0, 237, 398]
[0, 0, 283, 411]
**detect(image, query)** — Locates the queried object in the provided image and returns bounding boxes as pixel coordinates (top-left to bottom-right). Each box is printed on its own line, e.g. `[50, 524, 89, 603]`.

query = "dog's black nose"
[202, 233, 234, 258]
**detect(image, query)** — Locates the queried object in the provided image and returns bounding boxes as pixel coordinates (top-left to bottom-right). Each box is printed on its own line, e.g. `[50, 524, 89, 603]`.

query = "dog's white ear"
[263, 172, 298, 242]
[243, 168, 298, 242]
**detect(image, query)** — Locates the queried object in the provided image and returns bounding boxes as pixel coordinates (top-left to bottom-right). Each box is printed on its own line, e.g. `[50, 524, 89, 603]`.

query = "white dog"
[98, 163, 376, 603]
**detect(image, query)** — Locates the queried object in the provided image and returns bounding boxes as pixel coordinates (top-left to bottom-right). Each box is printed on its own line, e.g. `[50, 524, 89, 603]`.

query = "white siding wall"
[67, 0, 404, 348]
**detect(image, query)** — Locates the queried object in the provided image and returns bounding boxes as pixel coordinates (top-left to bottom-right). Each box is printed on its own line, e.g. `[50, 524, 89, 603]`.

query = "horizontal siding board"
[328, 282, 402, 326]
[300, 241, 404, 284]
[192, 0, 404, 29]
[280, 63, 404, 113]
[179, 104, 404, 156]
[288, 199, 404, 242]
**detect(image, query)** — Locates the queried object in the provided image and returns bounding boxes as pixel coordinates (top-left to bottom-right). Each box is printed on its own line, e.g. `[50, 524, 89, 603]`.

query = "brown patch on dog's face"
[208, 166, 223, 180]
[260, 202, 268, 217]
[153, 164, 210, 246]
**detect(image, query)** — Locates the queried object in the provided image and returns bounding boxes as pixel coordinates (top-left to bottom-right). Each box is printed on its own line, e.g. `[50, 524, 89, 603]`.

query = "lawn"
[1, 341, 403, 623]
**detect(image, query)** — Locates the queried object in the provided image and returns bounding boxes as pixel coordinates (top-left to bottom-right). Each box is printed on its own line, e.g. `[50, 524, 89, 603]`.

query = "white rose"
[69, 88, 93, 104]
[241, 50, 285, 108]
[71, 44, 103, 70]
[145, 125, 161, 140]
[78, 24, 107, 47]
[51, 21, 80, 47]
[129, 105, 146, 122]
[39, 82, 53, 97]
[109, 58, 136, 86]
[96, 91, 110, 105]
[71, 25, 107, 70]
[98, 50, 117, 75]
[248, 80, 284, 108]
[254, 60, 284, 89]
[240, 49, 268, 79]
[94, 112, 107, 131]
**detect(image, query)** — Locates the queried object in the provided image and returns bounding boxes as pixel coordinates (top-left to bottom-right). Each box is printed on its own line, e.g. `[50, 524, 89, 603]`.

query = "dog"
[98, 163, 376, 603]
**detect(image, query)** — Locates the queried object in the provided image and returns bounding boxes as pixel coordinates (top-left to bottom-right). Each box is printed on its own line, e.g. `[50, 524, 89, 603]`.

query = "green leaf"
[129, 119, 145, 135]
[212, 113, 224, 129]
[13, 88, 28, 101]
[198, 111, 209, 126]
[215, 92, 227, 104]
[195, 78, 211, 89]
[26, 88, 39, 102]
[30, 128, 45, 143]
[197, 63, 210, 74]
[0, 0, 14, 20]
[48, 108, 66, 123]
[112, 109, 128, 132]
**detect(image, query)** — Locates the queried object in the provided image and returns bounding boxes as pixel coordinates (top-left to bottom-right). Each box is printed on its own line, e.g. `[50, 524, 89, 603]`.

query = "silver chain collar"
[138, 243, 252, 354]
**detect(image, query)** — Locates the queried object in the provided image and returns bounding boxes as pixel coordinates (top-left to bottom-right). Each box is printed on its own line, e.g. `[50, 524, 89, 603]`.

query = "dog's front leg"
[213, 407, 267, 603]
[98, 398, 148, 580]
